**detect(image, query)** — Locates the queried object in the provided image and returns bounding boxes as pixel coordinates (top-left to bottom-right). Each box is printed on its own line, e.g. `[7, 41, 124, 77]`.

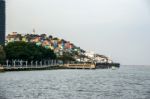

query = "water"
[0, 65, 150, 99]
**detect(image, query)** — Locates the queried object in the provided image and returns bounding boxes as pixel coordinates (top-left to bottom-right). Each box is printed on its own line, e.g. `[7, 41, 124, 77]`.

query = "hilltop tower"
[0, 0, 5, 44]
[32, 28, 35, 34]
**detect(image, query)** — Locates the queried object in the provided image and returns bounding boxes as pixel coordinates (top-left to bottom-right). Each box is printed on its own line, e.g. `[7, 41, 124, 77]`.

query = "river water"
[0, 65, 150, 99]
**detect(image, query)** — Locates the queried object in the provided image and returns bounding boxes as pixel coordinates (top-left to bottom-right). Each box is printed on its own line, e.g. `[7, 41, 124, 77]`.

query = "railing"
[2, 60, 63, 70]
[1, 60, 97, 70]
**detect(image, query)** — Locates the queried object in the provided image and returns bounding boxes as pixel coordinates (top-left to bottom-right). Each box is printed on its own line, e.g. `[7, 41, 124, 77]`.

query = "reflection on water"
[0, 65, 150, 99]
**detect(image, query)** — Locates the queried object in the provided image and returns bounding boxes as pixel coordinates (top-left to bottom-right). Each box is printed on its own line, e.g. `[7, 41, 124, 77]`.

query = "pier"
[2, 65, 61, 71]
[63, 63, 95, 69]
[0, 60, 96, 71]
[0, 60, 63, 71]
[0, 60, 120, 71]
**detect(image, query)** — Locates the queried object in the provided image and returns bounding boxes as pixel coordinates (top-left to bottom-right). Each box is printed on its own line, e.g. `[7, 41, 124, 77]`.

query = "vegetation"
[1, 41, 77, 64]
[58, 52, 75, 63]
[4, 42, 56, 61]
[0, 45, 6, 64]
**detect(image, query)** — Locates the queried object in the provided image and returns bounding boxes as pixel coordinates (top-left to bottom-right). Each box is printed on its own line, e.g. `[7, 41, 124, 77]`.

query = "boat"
[111, 66, 116, 70]
[95, 62, 120, 69]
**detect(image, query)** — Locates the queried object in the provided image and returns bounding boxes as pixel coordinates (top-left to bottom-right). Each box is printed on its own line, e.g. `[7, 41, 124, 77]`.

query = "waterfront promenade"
[0, 60, 97, 71]
[0, 60, 61, 71]
[0, 60, 120, 71]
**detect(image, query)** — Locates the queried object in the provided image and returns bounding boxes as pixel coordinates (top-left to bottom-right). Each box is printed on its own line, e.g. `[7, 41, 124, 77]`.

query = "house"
[6, 32, 22, 42]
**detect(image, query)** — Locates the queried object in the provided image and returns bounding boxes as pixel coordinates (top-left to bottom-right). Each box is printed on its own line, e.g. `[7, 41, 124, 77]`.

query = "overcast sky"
[6, 0, 150, 65]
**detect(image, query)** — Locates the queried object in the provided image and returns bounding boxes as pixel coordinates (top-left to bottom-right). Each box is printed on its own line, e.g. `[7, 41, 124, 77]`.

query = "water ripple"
[0, 66, 150, 99]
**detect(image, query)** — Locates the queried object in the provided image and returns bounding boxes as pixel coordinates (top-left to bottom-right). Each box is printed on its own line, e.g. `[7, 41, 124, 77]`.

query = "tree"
[0, 45, 6, 64]
[58, 52, 75, 63]
[4, 41, 56, 61]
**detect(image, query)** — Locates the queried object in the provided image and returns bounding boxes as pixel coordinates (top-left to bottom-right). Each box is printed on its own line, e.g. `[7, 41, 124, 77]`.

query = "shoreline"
[0, 63, 120, 72]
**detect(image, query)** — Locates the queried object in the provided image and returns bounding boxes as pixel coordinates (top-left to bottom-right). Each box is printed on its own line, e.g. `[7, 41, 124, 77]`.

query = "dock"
[0, 60, 66, 71]
[2, 65, 61, 71]
[63, 63, 95, 69]
[0, 61, 120, 71]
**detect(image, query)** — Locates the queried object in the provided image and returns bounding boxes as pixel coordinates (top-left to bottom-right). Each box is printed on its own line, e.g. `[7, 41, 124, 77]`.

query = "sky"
[6, 0, 150, 65]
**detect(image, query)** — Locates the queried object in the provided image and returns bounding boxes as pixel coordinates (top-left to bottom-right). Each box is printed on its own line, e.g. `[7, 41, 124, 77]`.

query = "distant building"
[6, 32, 85, 58]
[84, 51, 95, 58]
[6, 32, 22, 42]
[0, 0, 5, 44]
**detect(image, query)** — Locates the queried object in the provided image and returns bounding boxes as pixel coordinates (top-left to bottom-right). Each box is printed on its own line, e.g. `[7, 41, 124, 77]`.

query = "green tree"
[4, 41, 56, 61]
[58, 52, 75, 63]
[0, 45, 6, 64]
